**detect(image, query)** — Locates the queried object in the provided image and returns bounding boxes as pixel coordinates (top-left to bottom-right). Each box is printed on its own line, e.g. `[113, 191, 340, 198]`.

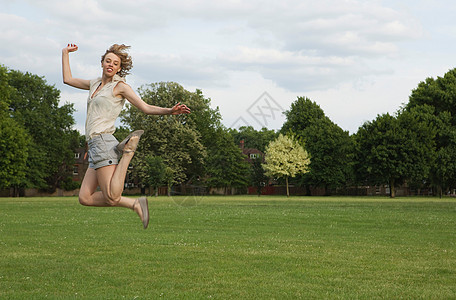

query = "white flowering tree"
[263, 134, 311, 197]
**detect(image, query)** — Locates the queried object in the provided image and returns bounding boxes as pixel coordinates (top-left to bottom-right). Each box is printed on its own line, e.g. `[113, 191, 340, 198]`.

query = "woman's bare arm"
[62, 44, 90, 90]
[115, 82, 191, 115]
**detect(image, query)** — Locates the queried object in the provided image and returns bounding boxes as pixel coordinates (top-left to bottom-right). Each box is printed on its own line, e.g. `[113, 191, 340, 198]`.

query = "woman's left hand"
[171, 103, 191, 115]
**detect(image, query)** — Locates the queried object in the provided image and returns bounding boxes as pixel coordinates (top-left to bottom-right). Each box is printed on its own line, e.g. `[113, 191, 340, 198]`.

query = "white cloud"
[132, 52, 227, 88]
[217, 46, 374, 91]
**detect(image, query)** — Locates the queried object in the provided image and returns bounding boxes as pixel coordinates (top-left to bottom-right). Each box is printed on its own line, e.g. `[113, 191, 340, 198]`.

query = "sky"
[1, 0, 455, 135]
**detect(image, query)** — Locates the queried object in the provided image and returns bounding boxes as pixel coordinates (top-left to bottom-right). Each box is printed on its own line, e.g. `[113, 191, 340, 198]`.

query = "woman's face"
[102, 53, 122, 77]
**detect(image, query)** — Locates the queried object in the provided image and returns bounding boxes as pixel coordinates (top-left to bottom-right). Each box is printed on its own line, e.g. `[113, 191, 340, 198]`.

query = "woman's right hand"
[63, 43, 78, 53]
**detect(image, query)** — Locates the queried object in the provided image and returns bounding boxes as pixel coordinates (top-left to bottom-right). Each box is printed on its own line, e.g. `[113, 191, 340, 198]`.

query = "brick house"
[239, 139, 264, 163]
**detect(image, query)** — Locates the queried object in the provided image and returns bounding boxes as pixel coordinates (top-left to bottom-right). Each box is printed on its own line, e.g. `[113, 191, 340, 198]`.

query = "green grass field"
[1, 195, 455, 299]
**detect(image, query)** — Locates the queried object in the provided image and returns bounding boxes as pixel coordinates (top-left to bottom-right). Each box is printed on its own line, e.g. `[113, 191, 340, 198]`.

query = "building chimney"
[240, 139, 245, 150]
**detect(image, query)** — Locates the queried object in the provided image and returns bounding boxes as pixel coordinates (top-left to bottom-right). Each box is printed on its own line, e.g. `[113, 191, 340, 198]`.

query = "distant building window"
[75, 153, 80, 159]
[250, 153, 260, 159]
[73, 166, 79, 175]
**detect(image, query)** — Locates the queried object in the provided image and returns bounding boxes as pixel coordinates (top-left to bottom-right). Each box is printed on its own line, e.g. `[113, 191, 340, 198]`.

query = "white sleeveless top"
[85, 74, 126, 141]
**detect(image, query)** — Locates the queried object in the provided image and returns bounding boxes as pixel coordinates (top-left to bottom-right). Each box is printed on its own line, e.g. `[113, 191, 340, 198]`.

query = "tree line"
[2, 64, 456, 197]
[0, 65, 79, 196]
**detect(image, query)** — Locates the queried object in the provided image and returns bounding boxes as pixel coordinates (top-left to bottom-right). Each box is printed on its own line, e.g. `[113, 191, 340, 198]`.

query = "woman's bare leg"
[96, 135, 140, 202]
[78, 136, 144, 219]
[79, 167, 104, 206]
[79, 168, 144, 220]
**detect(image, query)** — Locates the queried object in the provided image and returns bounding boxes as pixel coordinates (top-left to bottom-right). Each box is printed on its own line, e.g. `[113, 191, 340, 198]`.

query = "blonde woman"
[62, 43, 190, 229]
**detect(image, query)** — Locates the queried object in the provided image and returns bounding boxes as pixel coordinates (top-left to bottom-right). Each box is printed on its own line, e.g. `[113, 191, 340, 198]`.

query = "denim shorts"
[87, 134, 121, 169]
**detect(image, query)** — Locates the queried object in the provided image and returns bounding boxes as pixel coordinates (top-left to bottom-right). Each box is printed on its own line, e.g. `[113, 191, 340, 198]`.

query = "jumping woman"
[62, 43, 190, 229]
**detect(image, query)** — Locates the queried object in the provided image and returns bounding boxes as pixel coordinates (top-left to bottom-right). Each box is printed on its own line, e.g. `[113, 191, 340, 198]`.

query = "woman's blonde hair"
[101, 44, 133, 77]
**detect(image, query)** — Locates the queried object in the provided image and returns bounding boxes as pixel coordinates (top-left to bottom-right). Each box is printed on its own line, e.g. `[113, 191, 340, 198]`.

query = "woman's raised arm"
[62, 44, 90, 90]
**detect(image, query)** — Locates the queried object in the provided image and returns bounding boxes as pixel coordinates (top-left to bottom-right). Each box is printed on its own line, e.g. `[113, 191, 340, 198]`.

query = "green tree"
[250, 156, 267, 196]
[229, 126, 278, 152]
[121, 82, 207, 185]
[430, 112, 456, 196]
[0, 65, 13, 111]
[164, 166, 175, 197]
[0, 117, 29, 191]
[354, 107, 436, 198]
[186, 89, 223, 150]
[0, 65, 30, 191]
[398, 105, 437, 188]
[281, 97, 354, 194]
[407, 68, 456, 120]
[145, 155, 166, 196]
[5, 67, 77, 192]
[205, 127, 250, 194]
[406, 68, 456, 195]
[263, 134, 310, 197]
[355, 114, 402, 197]
[228, 126, 276, 196]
